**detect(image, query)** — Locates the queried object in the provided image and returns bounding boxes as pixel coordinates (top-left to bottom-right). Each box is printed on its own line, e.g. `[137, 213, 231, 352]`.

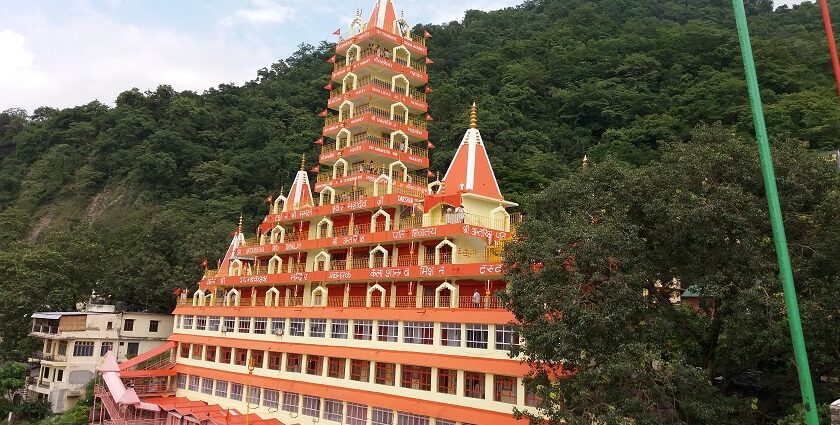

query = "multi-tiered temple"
[89, 1, 535, 424]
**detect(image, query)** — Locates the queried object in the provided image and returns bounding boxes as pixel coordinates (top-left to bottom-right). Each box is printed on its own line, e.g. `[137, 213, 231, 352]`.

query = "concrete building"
[28, 302, 173, 413]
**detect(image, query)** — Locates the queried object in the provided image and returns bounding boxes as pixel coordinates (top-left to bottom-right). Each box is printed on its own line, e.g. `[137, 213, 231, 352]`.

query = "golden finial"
[436, 171, 440, 181]
[582, 155, 590, 168]
[238, 214, 243, 233]
[300, 154, 306, 171]
[469, 102, 478, 129]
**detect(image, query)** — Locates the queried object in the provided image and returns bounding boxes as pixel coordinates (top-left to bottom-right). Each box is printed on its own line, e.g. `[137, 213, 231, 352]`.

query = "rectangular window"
[306, 355, 323, 375]
[100, 341, 113, 357]
[188, 376, 200, 392]
[437, 369, 457, 394]
[435, 420, 455, 425]
[309, 319, 326, 337]
[196, 316, 207, 331]
[263, 389, 279, 409]
[494, 375, 518, 404]
[220, 347, 232, 364]
[374, 362, 395, 386]
[397, 412, 429, 425]
[205, 345, 217, 362]
[58, 341, 67, 356]
[223, 316, 234, 332]
[234, 348, 247, 366]
[177, 374, 186, 389]
[466, 324, 488, 349]
[123, 319, 134, 332]
[441, 323, 461, 347]
[403, 322, 433, 345]
[286, 353, 302, 372]
[400, 365, 431, 391]
[327, 357, 345, 379]
[350, 359, 370, 382]
[208, 316, 220, 331]
[495, 325, 517, 350]
[127, 342, 139, 357]
[270, 318, 285, 336]
[372, 407, 393, 425]
[324, 399, 343, 422]
[331, 319, 349, 339]
[215, 381, 228, 398]
[73, 341, 94, 357]
[183, 315, 194, 329]
[149, 320, 159, 332]
[254, 317, 267, 334]
[464, 372, 485, 399]
[252, 350, 264, 368]
[346, 403, 368, 425]
[201, 378, 214, 394]
[302, 395, 320, 417]
[56, 369, 63, 382]
[282, 392, 299, 413]
[191, 344, 203, 360]
[353, 320, 372, 340]
[289, 318, 305, 336]
[525, 386, 543, 407]
[175, 315, 181, 329]
[238, 317, 251, 333]
[247, 386, 260, 405]
[268, 352, 282, 370]
[230, 383, 244, 401]
[377, 320, 398, 342]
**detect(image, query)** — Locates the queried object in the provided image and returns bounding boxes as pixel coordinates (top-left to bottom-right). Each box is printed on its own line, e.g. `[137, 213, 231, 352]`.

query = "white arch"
[342, 72, 358, 93]
[389, 102, 409, 124]
[314, 250, 331, 271]
[349, 16, 363, 36]
[272, 195, 287, 214]
[265, 287, 281, 307]
[333, 158, 349, 179]
[392, 45, 411, 65]
[434, 239, 457, 265]
[270, 225, 285, 244]
[268, 255, 283, 274]
[427, 180, 442, 194]
[345, 44, 361, 66]
[490, 205, 511, 232]
[366, 283, 387, 308]
[316, 217, 334, 239]
[434, 281, 457, 308]
[319, 186, 337, 206]
[192, 289, 205, 307]
[389, 131, 409, 152]
[338, 100, 355, 121]
[388, 160, 409, 183]
[225, 288, 240, 307]
[371, 208, 392, 232]
[368, 245, 389, 268]
[228, 259, 244, 277]
[391, 74, 410, 95]
[311, 285, 328, 307]
[336, 128, 352, 149]
[372, 174, 392, 196]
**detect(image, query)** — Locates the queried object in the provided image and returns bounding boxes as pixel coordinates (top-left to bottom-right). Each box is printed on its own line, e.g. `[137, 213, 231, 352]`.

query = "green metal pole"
[730, 2, 819, 424]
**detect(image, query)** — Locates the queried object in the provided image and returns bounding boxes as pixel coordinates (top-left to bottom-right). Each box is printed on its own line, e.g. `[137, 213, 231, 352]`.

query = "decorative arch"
[345, 44, 361, 66]
[368, 245, 389, 268]
[316, 217, 334, 239]
[349, 15, 363, 36]
[434, 281, 457, 308]
[427, 180, 443, 195]
[389, 131, 409, 152]
[391, 74, 410, 95]
[366, 283, 387, 308]
[490, 205, 511, 231]
[434, 239, 457, 265]
[319, 186, 337, 206]
[392, 45, 411, 66]
[311, 285, 328, 307]
[371, 208, 392, 233]
[388, 160, 408, 183]
[272, 195, 287, 214]
[389, 102, 409, 124]
[336, 128, 352, 149]
[228, 259, 244, 277]
[268, 255, 283, 274]
[265, 287, 281, 307]
[314, 250, 331, 271]
[333, 158, 349, 179]
[372, 174, 392, 196]
[338, 100, 355, 121]
[342, 72, 358, 93]
[224, 288, 241, 307]
[270, 225, 285, 244]
[192, 289, 205, 307]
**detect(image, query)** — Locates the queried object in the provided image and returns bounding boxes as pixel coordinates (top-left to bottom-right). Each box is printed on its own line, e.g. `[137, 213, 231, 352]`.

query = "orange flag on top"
[424, 86, 433, 94]
[310, 165, 320, 173]
[314, 137, 324, 145]
[326, 55, 336, 63]
[425, 57, 434, 64]
[324, 83, 333, 90]
[423, 30, 432, 38]
[425, 113, 433, 121]
[318, 109, 329, 117]
[333, 28, 341, 36]
[427, 141, 435, 149]
[426, 169, 435, 178]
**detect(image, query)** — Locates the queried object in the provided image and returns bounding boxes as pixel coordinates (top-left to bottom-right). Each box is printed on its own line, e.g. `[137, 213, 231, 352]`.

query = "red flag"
[318, 109, 329, 117]
[333, 28, 341, 36]
[425, 57, 434, 64]
[323, 83, 333, 90]
[310, 165, 320, 173]
[424, 86, 433, 94]
[425, 113, 433, 121]
[200, 259, 208, 268]
[423, 30, 432, 38]
[326, 55, 336, 63]
[264, 195, 272, 203]
[426, 170, 435, 178]
[314, 137, 324, 145]
[427, 141, 435, 149]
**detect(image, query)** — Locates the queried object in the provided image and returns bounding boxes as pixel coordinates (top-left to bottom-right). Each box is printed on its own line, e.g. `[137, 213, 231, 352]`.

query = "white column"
[433, 322, 441, 346]
[456, 370, 465, 397]
[516, 377, 526, 406]
[389, 283, 396, 307]
[430, 367, 439, 392]
[484, 373, 494, 402]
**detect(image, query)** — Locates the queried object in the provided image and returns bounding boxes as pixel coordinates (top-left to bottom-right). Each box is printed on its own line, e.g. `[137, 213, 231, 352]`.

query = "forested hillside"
[0, 0, 838, 360]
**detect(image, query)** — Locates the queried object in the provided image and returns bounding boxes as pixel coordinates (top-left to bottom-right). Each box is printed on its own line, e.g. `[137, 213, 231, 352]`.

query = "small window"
[495, 325, 517, 350]
[435, 420, 456, 425]
[353, 320, 372, 340]
[306, 355, 323, 375]
[238, 317, 251, 333]
[149, 320, 160, 333]
[400, 365, 431, 391]
[177, 374, 187, 389]
[289, 318, 305, 336]
[196, 316, 207, 331]
[494, 375, 518, 403]
[466, 324, 488, 349]
[247, 386, 261, 405]
[263, 389, 279, 409]
[230, 383, 244, 401]
[374, 362, 395, 386]
[183, 315, 194, 329]
[42, 367, 50, 379]
[220, 347, 232, 364]
[372, 407, 393, 425]
[324, 399, 343, 421]
[282, 392, 300, 413]
[73, 341, 94, 357]
[346, 402, 368, 425]
[331, 319, 348, 339]
[350, 359, 370, 382]
[205, 346, 217, 362]
[201, 378, 214, 394]
[270, 318, 285, 335]
[286, 353, 302, 372]
[525, 386, 543, 407]
[302, 395, 321, 417]
[254, 317, 267, 334]
[127, 342, 139, 357]
[268, 352, 282, 370]
[175, 315, 181, 329]
[328, 357, 345, 379]
[441, 323, 461, 347]
[437, 368, 457, 394]
[100, 341, 113, 357]
[208, 316, 220, 331]
[403, 321, 433, 345]
[251, 350, 264, 368]
[309, 319, 326, 337]
[179, 343, 191, 358]
[106, 321, 113, 331]
[188, 376, 200, 391]
[123, 319, 134, 332]
[215, 381, 228, 398]
[397, 412, 430, 425]
[464, 372, 485, 399]
[234, 348, 247, 366]
[377, 320, 398, 342]
[56, 369, 63, 382]
[223, 316, 235, 331]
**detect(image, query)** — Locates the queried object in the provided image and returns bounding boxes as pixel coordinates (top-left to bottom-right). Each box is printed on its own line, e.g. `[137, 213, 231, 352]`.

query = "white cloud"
[0, 30, 36, 82]
[226, 0, 295, 26]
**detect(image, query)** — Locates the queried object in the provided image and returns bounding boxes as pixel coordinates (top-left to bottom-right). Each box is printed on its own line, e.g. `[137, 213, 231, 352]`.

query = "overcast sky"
[0, 0, 810, 112]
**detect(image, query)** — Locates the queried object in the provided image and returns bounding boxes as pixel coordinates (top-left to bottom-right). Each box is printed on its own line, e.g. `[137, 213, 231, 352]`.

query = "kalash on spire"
[87, 2, 535, 425]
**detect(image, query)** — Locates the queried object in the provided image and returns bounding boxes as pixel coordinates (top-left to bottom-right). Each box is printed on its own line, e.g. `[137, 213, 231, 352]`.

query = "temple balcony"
[335, 27, 427, 57]
[331, 50, 428, 87]
[329, 75, 427, 113]
[320, 132, 429, 169]
[323, 104, 428, 141]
